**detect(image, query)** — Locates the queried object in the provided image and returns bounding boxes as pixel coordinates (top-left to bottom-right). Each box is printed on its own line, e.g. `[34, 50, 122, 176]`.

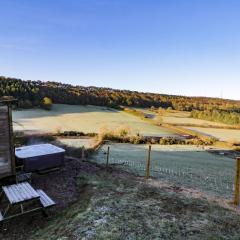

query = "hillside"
[1, 76, 240, 111]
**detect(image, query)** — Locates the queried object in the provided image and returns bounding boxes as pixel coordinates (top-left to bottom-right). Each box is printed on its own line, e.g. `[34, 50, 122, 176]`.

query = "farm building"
[0, 104, 15, 179]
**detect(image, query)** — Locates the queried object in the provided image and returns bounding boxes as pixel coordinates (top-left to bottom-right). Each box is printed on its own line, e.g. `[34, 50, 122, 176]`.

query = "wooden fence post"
[81, 146, 85, 160]
[234, 157, 240, 206]
[106, 146, 110, 168]
[145, 145, 152, 179]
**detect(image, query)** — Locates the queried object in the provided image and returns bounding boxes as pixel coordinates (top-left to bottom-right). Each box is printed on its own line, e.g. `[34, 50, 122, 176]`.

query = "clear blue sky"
[0, 0, 240, 100]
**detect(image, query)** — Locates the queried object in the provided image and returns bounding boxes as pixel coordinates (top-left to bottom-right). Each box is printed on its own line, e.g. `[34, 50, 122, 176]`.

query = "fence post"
[106, 146, 110, 168]
[234, 157, 240, 206]
[145, 145, 152, 179]
[81, 146, 85, 160]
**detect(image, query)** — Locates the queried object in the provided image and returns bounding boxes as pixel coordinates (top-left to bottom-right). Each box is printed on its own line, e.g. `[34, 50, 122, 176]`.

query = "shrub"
[41, 97, 53, 110]
[114, 125, 131, 137]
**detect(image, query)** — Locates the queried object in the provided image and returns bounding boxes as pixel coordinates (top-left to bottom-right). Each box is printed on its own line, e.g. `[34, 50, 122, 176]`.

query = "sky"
[0, 0, 240, 100]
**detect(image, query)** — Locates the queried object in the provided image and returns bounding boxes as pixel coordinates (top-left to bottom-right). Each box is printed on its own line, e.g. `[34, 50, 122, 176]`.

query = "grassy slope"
[13, 104, 176, 137]
[32, 168, 240, 240]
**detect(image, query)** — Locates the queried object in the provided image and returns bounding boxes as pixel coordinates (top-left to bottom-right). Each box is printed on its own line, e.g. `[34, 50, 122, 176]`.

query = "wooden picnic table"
[0, 182, 55, 222]
[3, 182, 39, 204]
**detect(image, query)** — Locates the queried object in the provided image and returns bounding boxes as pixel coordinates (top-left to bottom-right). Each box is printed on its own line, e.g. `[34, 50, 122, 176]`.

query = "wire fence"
[92, 143, 237, 199]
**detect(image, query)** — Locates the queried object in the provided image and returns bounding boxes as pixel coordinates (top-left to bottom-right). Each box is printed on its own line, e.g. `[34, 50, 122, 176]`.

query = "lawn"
[93, 143, 236, 198]
[13, 104, 177, 137]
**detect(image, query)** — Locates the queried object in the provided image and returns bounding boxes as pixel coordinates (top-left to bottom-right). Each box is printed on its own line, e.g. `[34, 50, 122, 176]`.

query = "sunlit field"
[162, 111, 228, 127]
[184, 127, 240, 142]
[13, 104, 177, 137]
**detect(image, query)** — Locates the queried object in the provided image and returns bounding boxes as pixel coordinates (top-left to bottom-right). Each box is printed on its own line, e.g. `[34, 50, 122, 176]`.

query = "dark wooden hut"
[0, 104, 15, 179]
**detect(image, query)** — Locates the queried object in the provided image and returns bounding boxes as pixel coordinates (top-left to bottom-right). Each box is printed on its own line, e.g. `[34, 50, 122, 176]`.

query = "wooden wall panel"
[0, 106, 12, 178]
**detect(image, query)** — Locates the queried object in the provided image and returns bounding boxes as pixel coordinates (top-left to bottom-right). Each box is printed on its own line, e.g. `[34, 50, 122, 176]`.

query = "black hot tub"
[15, 144, 65, 172]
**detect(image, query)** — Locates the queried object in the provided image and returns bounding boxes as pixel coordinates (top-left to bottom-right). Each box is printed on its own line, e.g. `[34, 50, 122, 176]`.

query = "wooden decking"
[0, 105, 14, 178]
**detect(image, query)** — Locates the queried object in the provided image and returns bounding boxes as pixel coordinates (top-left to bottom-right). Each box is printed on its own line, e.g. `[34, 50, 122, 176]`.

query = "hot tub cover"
[15, 144, 65, 159]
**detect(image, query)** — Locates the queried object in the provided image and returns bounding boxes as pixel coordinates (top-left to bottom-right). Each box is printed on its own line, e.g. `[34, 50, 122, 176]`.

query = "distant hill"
[0, 76, 240, 111]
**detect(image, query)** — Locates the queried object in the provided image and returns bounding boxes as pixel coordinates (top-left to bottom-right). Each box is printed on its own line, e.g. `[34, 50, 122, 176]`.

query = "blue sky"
[0, 0, 240, 100]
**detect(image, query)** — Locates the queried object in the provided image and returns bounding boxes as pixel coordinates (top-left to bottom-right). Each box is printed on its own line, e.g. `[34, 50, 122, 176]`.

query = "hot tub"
[15, 144, 65, 172]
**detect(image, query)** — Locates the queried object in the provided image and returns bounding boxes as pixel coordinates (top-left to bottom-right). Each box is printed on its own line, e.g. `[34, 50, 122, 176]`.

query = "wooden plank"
[12, 184, 27, 202]
[37, 189, 55, 208]
[0, 105, 13, 179]
[20, 183, 34, 199]
[18, 183, 31, 200]
[7, 186, 22, 203]
[3, 186, 18, 204]
[21, 183, 39, 199]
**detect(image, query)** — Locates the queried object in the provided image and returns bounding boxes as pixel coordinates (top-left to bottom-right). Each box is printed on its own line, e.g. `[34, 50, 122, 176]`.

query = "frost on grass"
[32, 171, 240, 240]
[94, 143, 236, 198]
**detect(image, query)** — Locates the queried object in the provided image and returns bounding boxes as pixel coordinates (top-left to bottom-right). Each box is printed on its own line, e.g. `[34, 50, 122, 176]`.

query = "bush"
[56, 131, 97, 137]
[41, 97, 53, 110]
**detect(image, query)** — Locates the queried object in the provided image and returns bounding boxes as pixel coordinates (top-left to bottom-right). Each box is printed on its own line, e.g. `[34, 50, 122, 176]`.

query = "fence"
[92, 143, 240, 205]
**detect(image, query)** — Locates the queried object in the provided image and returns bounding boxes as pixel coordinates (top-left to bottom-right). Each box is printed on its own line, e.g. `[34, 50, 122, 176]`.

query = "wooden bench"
[37, 189, 55, 208]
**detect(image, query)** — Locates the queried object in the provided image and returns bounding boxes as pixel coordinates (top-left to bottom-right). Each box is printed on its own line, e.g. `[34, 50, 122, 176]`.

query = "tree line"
[191, 110, 240, 125]
[0, 76, 240, 113]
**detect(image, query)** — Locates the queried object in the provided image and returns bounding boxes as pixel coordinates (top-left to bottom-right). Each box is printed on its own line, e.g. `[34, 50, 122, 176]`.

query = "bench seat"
[36, 189, 55, 208]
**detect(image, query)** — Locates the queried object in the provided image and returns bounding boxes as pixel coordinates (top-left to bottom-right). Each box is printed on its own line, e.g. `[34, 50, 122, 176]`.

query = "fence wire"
[92, 143, 236, 198]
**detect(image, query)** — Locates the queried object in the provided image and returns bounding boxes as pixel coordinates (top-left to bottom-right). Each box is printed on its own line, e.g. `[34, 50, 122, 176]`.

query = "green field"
[93, 143, 235, 198]
[13, 104, 177, 137]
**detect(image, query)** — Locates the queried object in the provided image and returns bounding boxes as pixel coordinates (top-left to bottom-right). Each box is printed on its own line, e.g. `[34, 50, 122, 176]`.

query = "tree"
[42, 97, 53, 110]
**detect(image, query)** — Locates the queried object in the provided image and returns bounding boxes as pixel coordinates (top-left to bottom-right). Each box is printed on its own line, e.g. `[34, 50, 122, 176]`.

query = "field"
[131, 108, 240, 142]
[184, 127, 240, 142]
[55, 137, 94, 149]
[93, 143, 235, 198]
[161, 111, 229, 127]
[135, 108, 229, 127]
[13, 104, 177, 137]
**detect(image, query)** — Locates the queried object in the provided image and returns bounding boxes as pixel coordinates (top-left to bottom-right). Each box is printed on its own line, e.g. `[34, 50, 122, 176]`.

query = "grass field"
[184, 127, 240, 142]
[55, 137, 94, 149]
[131, 108, 240, 142]
[135, 108, 229, 127]
[93, 143, 235, 198]
[162, 111, 228, 127]
[13, 104, 177, 137]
